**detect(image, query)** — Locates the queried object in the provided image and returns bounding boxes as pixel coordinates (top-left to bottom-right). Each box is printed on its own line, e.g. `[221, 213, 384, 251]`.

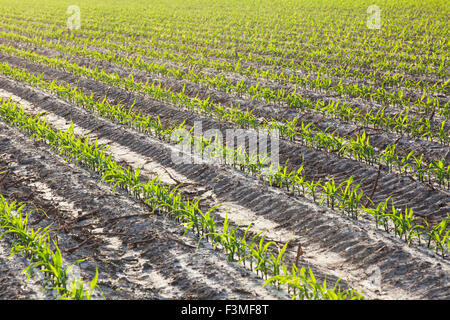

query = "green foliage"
[0, 98, 365, 299]
[0, 194, 101, 299]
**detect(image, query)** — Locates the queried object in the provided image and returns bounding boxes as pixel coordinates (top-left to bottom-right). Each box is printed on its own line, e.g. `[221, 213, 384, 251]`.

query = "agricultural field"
[0, 0, 448, 301]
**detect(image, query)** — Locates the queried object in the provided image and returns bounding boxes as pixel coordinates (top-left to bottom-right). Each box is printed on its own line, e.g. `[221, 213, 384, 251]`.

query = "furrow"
[1, 86, 448, 299]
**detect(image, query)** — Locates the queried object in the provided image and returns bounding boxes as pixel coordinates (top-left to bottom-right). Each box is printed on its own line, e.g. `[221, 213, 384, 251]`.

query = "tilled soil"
[0, 85, 449, 300]
[2, 15, 447, 81]
[0, 64, 449, 225]
[1, 39, 449, 140]
[0, 123, 287, 300]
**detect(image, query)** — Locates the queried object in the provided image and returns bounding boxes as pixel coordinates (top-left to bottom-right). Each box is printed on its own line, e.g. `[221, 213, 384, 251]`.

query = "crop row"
[2, 35, 448, 144]
[4, 0, 447, 54]
[0, 62, 447, 258]
[0, 98, 363, 300]
[1, 2, 447, 79]
[0, 192, 101, 299]
[1, 19, 447, 97]
[1, 61, 449, 191]
[3, 7, 446, 62]
[2, 27, 448, 121]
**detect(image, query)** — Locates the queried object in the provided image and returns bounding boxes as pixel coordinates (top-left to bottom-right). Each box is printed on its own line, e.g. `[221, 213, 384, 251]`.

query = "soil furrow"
[1, 86, 449, 299]
[1, 56, 450, 223]
[0, 238, 49, 299]
[0, 122, 283, 300]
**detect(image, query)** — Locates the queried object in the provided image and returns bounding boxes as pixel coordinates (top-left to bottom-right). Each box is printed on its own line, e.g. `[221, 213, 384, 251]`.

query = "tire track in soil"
[0, 123, 283, 300]
[1, 86, 449, 299]
[0, 59, 449, 223]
